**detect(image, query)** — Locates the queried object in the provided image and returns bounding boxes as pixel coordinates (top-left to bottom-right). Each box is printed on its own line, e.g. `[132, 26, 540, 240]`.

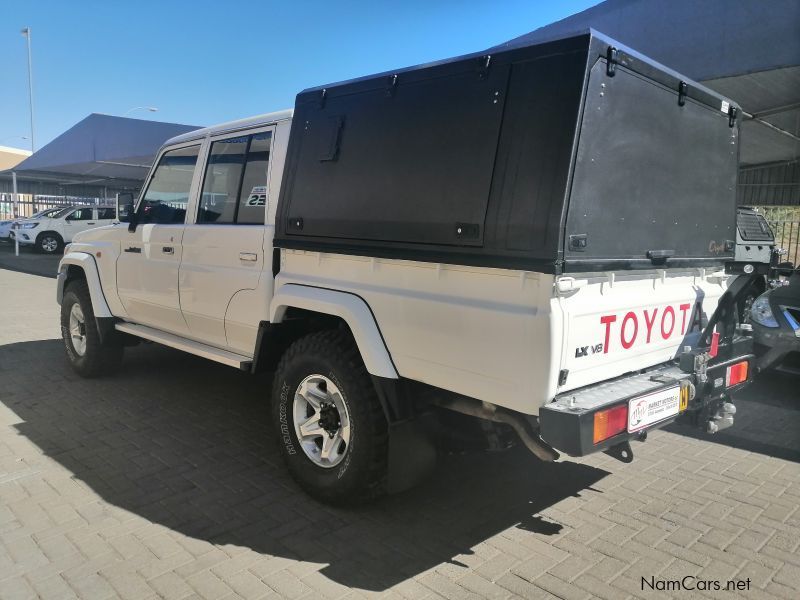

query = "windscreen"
[565, 60, 738, 266]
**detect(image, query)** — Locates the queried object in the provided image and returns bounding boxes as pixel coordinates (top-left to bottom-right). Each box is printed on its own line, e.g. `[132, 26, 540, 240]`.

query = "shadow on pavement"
[665, 370, 800, 463]
[0, 242, 60, 278]
[1, 338, 608, 591]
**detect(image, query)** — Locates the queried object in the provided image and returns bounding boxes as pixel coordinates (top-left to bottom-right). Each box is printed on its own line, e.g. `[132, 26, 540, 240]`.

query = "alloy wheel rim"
[42, 237, 57, 252]
[69, 303, 87, 356]
[292, 374, 351, 468]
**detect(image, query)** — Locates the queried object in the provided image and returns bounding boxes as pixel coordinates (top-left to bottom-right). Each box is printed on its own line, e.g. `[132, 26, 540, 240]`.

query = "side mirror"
[116, 192, 137, 230]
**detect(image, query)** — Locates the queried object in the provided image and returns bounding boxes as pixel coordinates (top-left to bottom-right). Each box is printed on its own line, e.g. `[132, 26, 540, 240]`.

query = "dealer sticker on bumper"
[628, 385, 680, 433]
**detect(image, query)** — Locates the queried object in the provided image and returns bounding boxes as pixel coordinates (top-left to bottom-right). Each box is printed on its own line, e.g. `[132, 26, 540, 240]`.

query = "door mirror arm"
[128, 210, 139, 233]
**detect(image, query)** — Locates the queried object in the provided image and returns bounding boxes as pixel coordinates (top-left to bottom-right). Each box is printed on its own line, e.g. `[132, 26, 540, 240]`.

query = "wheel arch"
[57, 252, 113, 318]
[36, 230, 64, 248]
[268, 284, 398, 379]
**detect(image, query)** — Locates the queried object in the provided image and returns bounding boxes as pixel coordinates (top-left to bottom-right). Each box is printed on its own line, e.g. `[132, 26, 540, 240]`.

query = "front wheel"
[272, 329, 388, 505]
[37, 232, 63, 254]
[61, 280, 123, 377]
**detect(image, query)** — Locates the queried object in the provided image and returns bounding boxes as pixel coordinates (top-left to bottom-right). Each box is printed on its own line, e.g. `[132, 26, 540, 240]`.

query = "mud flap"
[386, 416, 437, 494]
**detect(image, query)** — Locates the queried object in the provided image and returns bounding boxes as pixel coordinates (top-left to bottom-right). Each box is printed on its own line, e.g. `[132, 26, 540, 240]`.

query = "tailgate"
[555, 269, 728, 393]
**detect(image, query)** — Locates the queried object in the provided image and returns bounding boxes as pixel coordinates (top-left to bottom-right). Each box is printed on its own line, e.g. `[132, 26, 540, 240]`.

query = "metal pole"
[12, 171, 19, 257]
[21, 27, 35, 152]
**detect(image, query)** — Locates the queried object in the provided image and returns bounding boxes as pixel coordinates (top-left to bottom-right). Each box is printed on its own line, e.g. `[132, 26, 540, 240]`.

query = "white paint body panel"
[116, 223, 189, 336]
[277, 251, 729, 414]
[556, 269, 727, 393]
[179, 224, 265, 348]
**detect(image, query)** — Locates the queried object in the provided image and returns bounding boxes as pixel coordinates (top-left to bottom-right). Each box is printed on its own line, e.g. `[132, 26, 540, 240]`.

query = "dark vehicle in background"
[750, 273, 800, 373]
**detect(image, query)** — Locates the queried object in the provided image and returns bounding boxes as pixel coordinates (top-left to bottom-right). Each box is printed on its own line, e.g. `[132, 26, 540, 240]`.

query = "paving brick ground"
[0, 266, 798, 599]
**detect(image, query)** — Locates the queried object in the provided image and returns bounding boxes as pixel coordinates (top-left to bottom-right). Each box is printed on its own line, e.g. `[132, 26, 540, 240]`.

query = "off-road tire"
[61, 280, 123, 377]
[36, 231, 63, 254]
[272, 329, 388, 505]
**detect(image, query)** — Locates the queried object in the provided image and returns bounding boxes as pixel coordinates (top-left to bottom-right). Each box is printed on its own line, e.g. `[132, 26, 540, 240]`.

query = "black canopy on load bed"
[275, 31, 740, 274]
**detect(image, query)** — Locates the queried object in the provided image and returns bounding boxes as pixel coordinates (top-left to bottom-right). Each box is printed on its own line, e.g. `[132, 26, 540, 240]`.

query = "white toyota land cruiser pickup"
[57, 31, 757, 504]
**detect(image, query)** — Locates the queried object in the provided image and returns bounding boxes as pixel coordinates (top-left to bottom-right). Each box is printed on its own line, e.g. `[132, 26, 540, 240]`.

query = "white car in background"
[0, 208, 64, 241]
[15, 205, 117, 253]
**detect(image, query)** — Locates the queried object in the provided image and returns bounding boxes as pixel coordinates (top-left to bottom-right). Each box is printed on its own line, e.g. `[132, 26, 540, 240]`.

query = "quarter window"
[198, 131, 271, 225]
[138, 145, 200, 225]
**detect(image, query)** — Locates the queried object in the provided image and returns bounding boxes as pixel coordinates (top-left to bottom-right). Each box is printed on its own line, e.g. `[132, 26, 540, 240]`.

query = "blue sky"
[0, 0, 598, 152]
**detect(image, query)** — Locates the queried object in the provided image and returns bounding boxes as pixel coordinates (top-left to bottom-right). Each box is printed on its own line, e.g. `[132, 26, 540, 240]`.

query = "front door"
[180, 130, 273, 351]
[116, 143, 201, 336]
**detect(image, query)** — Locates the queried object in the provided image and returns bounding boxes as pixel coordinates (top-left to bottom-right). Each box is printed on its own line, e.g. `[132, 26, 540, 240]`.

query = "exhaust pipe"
[434, 397, 559, 462]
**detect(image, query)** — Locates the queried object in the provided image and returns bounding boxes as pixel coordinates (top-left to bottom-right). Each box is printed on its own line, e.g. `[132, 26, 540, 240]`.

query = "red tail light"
[593, 404, 628, 444]
[726, 361, 748, 387]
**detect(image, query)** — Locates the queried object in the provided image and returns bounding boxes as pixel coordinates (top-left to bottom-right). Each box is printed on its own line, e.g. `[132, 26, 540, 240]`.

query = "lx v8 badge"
[575, 343, 603, 358]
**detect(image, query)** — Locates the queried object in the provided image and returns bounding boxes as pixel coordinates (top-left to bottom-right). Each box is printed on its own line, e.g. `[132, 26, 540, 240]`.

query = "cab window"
[197, 131, 271, 225]
[67, 207, 93, 221]
[97, 207, 116, 220]
[138, 145, 200, 225]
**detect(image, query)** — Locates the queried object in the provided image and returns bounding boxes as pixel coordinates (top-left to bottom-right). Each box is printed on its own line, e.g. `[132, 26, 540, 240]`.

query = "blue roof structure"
[6, 113, 202, 185]
[492, 0, 800, 167]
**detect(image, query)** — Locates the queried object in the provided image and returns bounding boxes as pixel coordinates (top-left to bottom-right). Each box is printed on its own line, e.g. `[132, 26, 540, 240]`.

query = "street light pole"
[20, 27, 35, 152]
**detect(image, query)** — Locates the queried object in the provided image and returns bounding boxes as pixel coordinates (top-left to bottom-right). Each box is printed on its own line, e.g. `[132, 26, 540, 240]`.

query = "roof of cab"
[163, 109, 293, 147]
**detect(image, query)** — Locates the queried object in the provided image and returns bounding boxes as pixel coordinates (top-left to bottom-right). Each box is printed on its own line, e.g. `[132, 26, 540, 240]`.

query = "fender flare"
[270, 284, 399, 379]
[57, 252, 113, 318]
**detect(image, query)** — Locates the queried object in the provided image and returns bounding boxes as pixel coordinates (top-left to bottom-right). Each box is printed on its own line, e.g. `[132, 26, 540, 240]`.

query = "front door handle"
[124, 246, 141, 254]
[87, 222, 96, 225]
[162, 246, 174, 255]
[239, 252, 258, 262]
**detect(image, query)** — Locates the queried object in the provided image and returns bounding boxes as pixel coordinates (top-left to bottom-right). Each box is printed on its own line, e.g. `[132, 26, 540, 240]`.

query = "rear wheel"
[272, 329, 388, 505]
[37, 232, 63, 254]
[61, 279, 123, 377]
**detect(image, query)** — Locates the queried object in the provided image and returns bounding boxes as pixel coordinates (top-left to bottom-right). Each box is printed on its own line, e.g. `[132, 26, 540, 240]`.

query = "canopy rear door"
[565, 59, 739, 269]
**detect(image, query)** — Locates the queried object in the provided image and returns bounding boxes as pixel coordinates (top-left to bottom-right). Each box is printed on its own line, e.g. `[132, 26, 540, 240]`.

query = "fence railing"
[768, 220, 800, 267]
[0, 194, 104, 221]
[3, 192, 797, 268]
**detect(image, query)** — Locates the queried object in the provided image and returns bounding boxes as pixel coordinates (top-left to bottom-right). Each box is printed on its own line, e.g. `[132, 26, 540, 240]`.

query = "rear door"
[62, 207, 96, 241]
[179, 129, 273, 351]
[96, 206, 117, 227]
[564, 59, 739, 270]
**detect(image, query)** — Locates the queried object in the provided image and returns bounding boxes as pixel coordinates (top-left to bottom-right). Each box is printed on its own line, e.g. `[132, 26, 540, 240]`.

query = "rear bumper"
[539, 350, 754, 457]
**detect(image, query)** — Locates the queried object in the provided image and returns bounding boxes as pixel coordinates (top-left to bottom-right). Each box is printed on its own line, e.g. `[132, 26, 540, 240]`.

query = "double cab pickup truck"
[57, 31, 756, 504]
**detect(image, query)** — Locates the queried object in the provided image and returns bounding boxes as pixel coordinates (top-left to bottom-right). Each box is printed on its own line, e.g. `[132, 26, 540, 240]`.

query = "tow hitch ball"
[707, 401, 736, 434]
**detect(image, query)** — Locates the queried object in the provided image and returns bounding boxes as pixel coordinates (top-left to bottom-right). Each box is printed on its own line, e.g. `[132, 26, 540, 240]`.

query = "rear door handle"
[162, 246, 174, 255]
[124, 246, 141, 254]
[87, 222, 96, 225]
[239, 252, 258, 262]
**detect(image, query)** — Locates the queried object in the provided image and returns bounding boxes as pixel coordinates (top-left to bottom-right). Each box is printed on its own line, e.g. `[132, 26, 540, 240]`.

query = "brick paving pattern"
[0, 267, 798, 599]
